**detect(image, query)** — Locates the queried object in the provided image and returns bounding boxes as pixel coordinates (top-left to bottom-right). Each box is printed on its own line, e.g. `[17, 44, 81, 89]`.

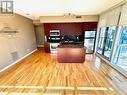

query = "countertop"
[58, 44, 84, 48]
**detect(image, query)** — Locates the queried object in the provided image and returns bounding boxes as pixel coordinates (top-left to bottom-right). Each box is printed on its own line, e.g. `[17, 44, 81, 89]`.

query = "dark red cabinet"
[44, 42, 50, 53]
[44, 23, 84, 36]
[84, 22, 98, 30]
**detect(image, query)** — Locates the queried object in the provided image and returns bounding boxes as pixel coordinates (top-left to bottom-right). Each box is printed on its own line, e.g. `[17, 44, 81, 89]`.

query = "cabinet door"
[44, 43, 50, 53]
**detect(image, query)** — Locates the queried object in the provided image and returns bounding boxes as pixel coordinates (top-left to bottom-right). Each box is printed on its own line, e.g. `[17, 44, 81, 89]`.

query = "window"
[97, 27, 106, 54]
[97, 26, 116, 60]
[113, 25, 127, 71]
[103, 26, 116, 58]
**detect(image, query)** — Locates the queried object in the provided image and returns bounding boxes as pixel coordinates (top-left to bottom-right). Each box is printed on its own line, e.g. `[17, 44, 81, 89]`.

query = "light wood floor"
[0, 48, 127, 95]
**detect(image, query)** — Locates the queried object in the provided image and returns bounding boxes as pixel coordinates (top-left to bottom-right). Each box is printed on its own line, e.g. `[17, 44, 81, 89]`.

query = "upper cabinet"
[83, 22, 98, 30]
[44, 23, 84, 36]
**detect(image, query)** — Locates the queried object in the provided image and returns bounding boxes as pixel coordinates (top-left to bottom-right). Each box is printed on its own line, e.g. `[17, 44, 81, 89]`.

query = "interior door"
[84, 30, 96, 53]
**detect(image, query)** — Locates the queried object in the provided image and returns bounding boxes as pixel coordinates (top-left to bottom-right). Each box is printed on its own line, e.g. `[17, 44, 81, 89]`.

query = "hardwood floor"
[0, 48, 127, 95]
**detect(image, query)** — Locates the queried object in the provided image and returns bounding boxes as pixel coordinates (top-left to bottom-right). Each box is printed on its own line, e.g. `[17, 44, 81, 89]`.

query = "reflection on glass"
[97, 27, 106, 54]
[103, 26, 116, 58]
[119, 26, 127, 44]
[84, 39, 95, 53]
[84, 31, 96, 53]
[113, 25, 127, 71]
[114, 47, 127, 71]
[85, 31, 95, 38]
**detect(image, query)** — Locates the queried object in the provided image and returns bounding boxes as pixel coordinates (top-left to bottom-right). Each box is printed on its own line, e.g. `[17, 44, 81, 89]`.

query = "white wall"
[0, 14, 37, 71]
[119, 3, 127, 25]
[98, 6, 121, 27]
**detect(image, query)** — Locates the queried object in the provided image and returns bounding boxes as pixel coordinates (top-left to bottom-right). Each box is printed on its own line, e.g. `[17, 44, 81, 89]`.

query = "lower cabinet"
[44, 42, 50, 53]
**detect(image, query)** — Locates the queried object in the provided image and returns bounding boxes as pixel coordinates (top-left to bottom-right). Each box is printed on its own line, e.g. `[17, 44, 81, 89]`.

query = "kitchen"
[43, 23, 97, 63]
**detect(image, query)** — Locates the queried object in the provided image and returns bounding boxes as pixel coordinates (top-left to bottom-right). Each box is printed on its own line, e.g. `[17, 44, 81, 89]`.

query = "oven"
[49, 30, 60, 53]
[50, 43, 59, 53]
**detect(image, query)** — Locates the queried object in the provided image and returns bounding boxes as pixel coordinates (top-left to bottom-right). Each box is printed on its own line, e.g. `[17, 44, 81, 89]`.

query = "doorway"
[34, 25, 45, 47]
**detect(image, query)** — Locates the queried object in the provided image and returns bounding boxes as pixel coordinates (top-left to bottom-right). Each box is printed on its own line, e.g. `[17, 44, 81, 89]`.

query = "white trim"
[95, 53, 127, 77]
[0, 49, 37, 73]
[94, 26, 100, 54]
[37, 45, 44, 47]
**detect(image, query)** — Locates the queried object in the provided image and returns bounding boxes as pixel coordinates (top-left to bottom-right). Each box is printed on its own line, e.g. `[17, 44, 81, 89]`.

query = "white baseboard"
[37, 45, 44, 47]
[0, 49, 37, 73]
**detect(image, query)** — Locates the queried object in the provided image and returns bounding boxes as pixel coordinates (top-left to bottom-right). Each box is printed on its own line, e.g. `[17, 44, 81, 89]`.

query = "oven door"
[50, 43, 59, 53]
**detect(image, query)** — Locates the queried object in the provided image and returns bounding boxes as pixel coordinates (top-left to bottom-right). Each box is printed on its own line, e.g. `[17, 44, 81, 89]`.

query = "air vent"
[76, 16, 82, 18]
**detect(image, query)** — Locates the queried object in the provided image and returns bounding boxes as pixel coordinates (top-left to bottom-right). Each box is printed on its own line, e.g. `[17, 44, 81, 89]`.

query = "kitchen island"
[57, 44, 85, 63]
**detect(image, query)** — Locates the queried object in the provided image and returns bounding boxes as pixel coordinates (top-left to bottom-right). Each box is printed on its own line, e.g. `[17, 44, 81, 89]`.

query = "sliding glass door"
[97, 27, 106, 54]
[103, 26, 116, 58]
[84, 31, 96, 53]
[113, 25, 127, 71]
[97, 26, 116, 60]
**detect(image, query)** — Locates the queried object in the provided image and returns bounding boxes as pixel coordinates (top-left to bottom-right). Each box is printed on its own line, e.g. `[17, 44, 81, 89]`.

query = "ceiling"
[13, 0, 124, 20]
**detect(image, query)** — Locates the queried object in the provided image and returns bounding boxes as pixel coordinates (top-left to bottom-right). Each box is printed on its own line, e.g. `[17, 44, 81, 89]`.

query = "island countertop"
[58, 43, 84, 48]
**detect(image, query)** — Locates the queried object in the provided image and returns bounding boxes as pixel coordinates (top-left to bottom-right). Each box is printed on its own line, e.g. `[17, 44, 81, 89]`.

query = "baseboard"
[95, 53, 127, 77]
[37, 45, 44, 47]
[0, 49, 37, 73]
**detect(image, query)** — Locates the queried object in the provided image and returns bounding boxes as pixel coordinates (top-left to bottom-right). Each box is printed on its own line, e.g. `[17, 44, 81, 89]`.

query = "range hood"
[0, 27, 18, 33]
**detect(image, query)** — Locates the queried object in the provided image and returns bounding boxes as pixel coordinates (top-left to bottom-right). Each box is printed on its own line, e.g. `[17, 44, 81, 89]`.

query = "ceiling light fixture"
[63, 13, 76, 17]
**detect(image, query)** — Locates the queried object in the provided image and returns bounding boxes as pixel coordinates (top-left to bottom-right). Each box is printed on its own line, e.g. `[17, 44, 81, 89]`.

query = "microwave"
[50, 30, 60, 36]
